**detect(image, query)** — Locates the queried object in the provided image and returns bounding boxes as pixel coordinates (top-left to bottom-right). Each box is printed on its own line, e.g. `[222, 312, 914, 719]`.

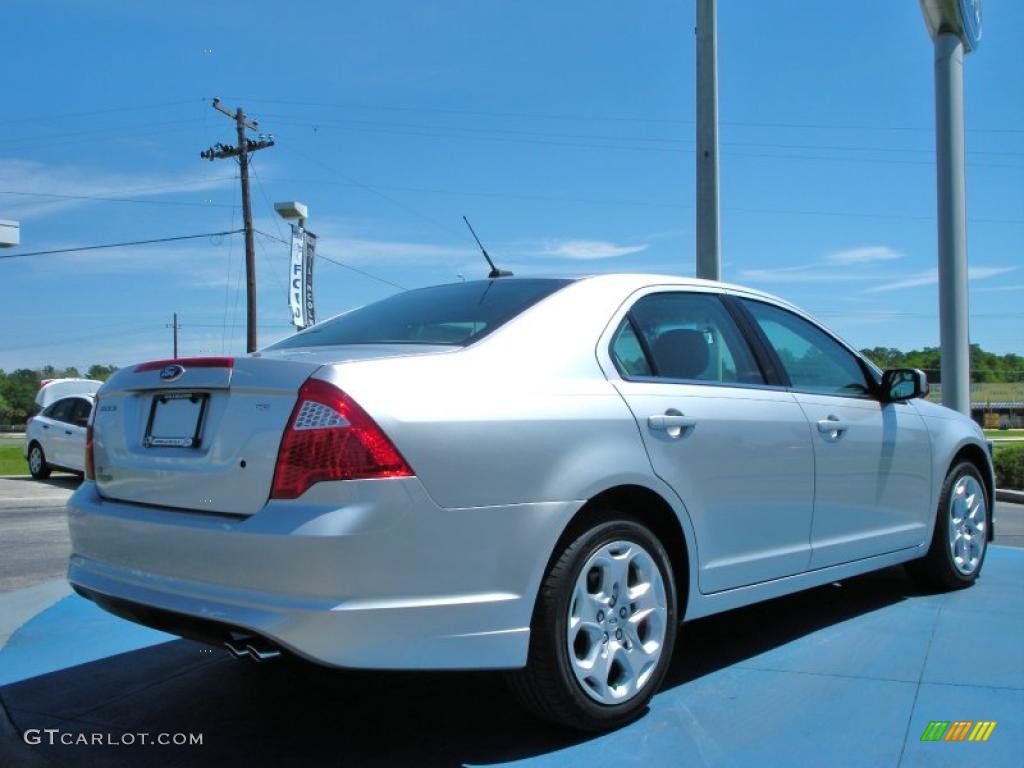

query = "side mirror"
[881, 368, 929, 402]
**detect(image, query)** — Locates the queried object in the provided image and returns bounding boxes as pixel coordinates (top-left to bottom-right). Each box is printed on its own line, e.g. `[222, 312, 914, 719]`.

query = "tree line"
[0, 365, 119, 425]
[859, 345, 1024, 383]
[1, 345, 1022, 426]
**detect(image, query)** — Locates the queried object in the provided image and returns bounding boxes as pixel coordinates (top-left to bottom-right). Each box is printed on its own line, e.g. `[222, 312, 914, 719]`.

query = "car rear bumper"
[67, 479, 580, 670]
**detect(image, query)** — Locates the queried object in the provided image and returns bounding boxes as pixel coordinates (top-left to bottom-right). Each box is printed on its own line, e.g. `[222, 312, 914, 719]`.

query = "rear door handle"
[648, 412, 697, 438]
[65, 430, 73, 435]
[816, 416, 848, 441]
[42, 424, 50, 430]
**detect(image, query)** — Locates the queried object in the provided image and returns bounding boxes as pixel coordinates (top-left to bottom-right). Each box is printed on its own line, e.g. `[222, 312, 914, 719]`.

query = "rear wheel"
[28, 442, 51, 479]
[508, 512, 678, 731]
[907, 461, 988, 590]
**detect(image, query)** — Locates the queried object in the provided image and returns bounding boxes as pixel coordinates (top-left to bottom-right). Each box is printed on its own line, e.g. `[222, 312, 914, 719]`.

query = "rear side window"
[612, 292, 765, 385]
[609, 321, 652, 377]
[266, 279, 573, 350]
[741, 299, 872, 398]
[43, 398, 75, 423]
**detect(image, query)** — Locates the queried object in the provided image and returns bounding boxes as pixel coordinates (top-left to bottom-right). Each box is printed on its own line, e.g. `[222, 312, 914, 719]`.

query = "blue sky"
[1, 0, 1021, 371]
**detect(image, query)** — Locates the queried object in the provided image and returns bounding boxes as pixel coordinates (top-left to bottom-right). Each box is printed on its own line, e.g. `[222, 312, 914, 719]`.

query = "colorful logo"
[921, 721, 996, 742]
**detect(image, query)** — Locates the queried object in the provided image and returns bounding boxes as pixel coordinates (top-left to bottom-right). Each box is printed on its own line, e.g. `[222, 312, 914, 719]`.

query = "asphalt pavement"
[0, 476, 78, 593]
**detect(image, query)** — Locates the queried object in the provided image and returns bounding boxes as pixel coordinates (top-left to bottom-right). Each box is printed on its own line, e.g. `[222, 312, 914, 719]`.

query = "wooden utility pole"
[200, 98, 273, 353]
[166, 312, 181, 358]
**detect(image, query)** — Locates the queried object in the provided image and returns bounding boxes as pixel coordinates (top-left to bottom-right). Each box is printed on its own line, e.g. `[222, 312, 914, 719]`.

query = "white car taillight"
[85, 396, 99, 480]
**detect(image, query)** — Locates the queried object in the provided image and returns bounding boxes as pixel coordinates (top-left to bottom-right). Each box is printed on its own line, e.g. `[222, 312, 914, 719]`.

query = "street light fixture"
[274, 201, 308, 228]
[0, 219, 19, 248]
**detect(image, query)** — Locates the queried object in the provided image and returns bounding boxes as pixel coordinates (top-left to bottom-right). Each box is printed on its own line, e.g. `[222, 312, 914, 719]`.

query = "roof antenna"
[463, 216, 513, 278]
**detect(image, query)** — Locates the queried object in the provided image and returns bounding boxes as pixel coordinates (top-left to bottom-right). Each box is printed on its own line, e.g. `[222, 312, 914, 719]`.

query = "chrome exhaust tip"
[223, 639, 248, 659]
[245, 640, 282, 662]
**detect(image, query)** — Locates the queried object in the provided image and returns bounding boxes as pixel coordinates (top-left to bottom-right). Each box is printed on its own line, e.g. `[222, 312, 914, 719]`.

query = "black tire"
[27, 442, 51, 480]
[907, 461, 989, 590]
[507, 510, 678, 731]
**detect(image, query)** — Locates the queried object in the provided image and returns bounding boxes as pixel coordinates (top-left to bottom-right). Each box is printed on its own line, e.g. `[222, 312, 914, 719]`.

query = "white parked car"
[25, 379, 100, 478]
[67, 276, 994, 730]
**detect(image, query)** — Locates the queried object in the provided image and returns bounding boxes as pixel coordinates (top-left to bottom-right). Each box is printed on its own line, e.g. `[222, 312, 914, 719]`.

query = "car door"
[40, 398, 75, 467]
[605, 289, 815, 593]
[739, 299, 933, 568]
[63, 398, 92, 472]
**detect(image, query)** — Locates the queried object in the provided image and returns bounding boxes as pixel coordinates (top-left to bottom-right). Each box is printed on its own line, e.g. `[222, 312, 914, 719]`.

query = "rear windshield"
[265, 278, 573, 350]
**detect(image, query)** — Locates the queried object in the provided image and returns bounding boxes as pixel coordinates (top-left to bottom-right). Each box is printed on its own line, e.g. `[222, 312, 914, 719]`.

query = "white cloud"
[319, 235, 474, 265]
[865, 266, 1017, 293]
[823, 245, 904, 265]
[0, 158, 235, 220]
[740, 244, 908, 285]
[540, 239, 649, 260]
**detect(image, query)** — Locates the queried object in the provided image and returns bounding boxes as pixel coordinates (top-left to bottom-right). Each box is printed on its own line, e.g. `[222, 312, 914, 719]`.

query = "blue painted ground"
[1, 547, 1021, 767]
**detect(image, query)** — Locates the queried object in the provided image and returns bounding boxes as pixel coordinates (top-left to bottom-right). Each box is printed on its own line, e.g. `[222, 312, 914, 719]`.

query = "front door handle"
[816, 416, 848, 441]
[648, 411, 697, 438]
[65, 430, 73, 435]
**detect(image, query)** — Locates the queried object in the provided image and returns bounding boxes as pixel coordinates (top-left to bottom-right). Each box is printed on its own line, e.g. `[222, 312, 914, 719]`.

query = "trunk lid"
[90, 346, 455, 515]
[91, 356, 319, 515]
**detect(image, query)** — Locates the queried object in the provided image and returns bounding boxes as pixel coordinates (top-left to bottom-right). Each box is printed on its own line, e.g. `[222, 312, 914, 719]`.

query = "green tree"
[86, 364, 119, 381]
[0, 369, 41, 423]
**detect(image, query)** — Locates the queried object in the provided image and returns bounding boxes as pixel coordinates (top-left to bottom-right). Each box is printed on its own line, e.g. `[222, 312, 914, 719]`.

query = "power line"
[221, 96, 1024, 134]
[318, 254, 409, 291]
[0, 98, 204, 127]
[0, 230, 244, 260]
[266, 118, 1024, 170]
[2, 118, 208, 153]
[0, 189, 235, 208]
[257, 174, 1024, 225]
[253, 230, 408, 291]
[281, 144, 461, 238]
[261, 113, 1024, 158]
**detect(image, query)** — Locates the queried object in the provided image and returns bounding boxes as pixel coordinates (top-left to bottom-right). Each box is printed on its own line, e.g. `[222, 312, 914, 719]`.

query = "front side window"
[613, 292, 764, 385]
[69, 398, 93, 427]
[266, 278, 573, 350]
[742, 300, 872, 398]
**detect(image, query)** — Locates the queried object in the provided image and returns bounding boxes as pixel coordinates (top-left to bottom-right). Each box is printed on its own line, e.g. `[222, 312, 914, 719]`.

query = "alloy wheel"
[947, 474, 987, 576]
[566, 539, 668, 705]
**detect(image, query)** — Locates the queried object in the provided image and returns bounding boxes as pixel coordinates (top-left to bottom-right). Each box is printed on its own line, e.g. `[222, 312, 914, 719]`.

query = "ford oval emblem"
[159, 364, 185, 381]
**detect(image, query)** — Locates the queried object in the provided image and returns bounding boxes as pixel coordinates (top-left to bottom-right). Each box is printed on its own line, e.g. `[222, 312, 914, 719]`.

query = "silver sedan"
[66, 274, 993, 730]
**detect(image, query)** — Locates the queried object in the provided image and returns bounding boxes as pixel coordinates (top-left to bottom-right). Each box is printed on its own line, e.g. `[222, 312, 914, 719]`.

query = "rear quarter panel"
[321, 280, 656, 509]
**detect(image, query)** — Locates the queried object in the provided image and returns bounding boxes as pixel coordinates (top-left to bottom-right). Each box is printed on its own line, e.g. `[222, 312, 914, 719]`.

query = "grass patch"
[984, 429, 1024, 438]
[0, 444, 28, 476]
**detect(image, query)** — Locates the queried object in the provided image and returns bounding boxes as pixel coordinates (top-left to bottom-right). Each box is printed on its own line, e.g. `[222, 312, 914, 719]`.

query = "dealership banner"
[288, 225, 317, 329]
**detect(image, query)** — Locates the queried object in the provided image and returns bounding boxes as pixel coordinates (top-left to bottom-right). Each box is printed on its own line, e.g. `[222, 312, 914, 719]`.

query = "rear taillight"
[270, 379, 413, 499]
[84, 398, 98, 480]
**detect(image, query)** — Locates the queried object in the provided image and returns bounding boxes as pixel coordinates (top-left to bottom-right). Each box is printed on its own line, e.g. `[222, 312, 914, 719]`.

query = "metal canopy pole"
[696, 0, 721, 282]
[934, 32, 971, 416]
